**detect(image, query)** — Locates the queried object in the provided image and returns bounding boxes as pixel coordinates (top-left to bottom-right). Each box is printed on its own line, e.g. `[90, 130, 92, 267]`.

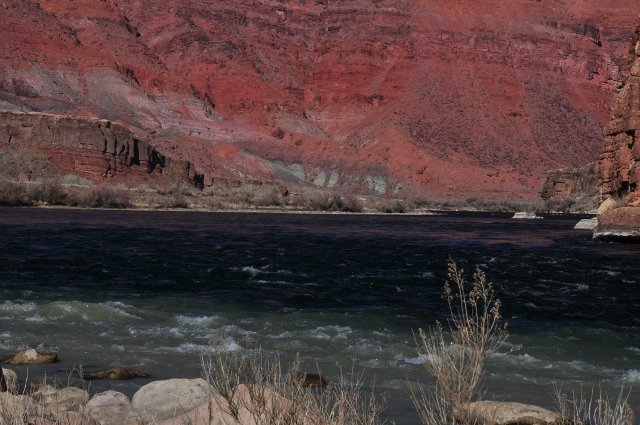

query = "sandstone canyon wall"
[540, 162, 599, 212]
[0, 111, 285, 192]
[595, 23, 640, 240]
[0, 0, 638, 198]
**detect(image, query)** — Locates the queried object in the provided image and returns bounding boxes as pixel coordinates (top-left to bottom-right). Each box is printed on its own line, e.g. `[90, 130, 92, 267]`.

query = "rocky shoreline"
[0, 366, 567, 425]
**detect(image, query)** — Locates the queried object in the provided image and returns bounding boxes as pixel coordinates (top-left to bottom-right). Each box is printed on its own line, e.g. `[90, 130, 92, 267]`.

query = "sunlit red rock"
[595, 21, 640, 240]
[0, 0, 637, 197]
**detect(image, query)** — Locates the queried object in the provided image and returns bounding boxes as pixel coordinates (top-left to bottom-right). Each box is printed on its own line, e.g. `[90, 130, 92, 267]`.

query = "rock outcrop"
[541, 162, 600, 212]
[0, 111, 287, 193]
[542, 162, 599, 201]
[595, 22, 640, 240]
[0, 111, 159, 182]
[0, 0, 637, 198]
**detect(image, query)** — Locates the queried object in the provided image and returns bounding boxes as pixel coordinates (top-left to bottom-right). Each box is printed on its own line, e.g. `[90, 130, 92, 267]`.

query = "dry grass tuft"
[555, 385, 635, 425]
[203, 337, 387, 425]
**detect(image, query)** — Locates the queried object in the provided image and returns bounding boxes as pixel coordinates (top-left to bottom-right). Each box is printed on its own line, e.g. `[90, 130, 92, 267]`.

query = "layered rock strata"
[0, 111, 286, 192]
[0, 0, 637, 198]
[541, 162, 599, 200]
[0, 111, 159, 181]
[595, 23, 640, 240]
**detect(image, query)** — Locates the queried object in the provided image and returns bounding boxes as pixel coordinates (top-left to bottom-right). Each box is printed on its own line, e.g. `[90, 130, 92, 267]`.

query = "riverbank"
[1, 177, 585, 215]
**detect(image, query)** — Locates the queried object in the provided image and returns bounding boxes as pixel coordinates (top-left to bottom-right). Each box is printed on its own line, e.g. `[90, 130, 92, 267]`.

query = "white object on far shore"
[512, 212, 542, 219]
[573, 217, 598, 230]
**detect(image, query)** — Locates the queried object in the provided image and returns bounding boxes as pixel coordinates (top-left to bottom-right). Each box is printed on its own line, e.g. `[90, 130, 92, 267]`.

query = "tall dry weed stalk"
[555, 385, 635, 425]
[412, 262, 512, 425]
[202, 337, 386, 425]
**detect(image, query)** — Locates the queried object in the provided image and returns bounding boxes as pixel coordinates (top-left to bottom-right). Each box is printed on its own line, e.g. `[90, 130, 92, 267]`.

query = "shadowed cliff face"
[0, 0, 637, 197]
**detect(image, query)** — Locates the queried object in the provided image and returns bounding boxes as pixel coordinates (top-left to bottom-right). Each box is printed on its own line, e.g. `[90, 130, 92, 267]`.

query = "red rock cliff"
[0, 0, 637, 197]
[595, 22, 640, 240]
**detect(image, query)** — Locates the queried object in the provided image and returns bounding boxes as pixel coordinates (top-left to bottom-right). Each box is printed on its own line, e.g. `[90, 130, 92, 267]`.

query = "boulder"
[33, 385, 88, 412]
[131, 378, 212, 423]
[83, 367, 147, 381]
[573, 218, 598, 230]
[457, 401, 562, 425]
[596, 198, 617, 216]
[122, 411, 145, 425]
[2, 349, 57, 365]
[85, 390, 132, 425]
[594, 206, 640, 241]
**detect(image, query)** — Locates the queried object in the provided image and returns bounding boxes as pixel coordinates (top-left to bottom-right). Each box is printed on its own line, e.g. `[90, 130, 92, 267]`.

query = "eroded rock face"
[0, 111, 287, 193]
[596, 22, 640, 239]
[0, 0, 637, 197]
[542, 162, 599, 200]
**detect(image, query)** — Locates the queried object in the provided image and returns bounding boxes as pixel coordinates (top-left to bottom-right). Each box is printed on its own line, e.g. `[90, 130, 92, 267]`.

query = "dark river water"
[0, 208, 638, 423]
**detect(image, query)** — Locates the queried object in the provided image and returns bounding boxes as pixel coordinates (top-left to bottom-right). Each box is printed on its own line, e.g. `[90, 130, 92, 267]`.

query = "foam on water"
[241, 266, 261, 276]
[403, 354, 439, 365]
[160, 337, 242, 354]
[621, 370, 640, 382]
[38, 301, 142, 322]
[0, 300, 37, 313]
[176, 315, 220, 327]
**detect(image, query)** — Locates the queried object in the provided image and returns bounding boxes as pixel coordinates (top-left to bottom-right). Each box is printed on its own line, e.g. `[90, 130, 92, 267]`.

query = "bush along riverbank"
[0, 176, 559, 214]
[0, 263, 633, 424]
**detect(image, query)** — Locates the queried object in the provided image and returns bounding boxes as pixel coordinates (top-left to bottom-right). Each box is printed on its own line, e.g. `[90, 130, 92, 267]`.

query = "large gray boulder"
[131, 378, 212, 423]
[85, 390, 132, 425]
[458, 401, 562, 425]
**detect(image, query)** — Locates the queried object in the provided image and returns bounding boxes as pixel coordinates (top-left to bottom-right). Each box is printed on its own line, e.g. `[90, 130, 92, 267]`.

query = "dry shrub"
[159, 193, 189, 209]
[75, 186, 131, 208]
[555, 385, 635, 425]
[411, 262, 513, 425]
[0, 181, 26, 206]
[254, 187, 283, 207]
[27, 180, 68, 205]
[411, 197, 544, 213]
[60, 174, 92, 187]
[375, 199, 412, 214]
[203, 338, 386, 425]
[545, 194, 599, 214]
[290, 190, 363, 212]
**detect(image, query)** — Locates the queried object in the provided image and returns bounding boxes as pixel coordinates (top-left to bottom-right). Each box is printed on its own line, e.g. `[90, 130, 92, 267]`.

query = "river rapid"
[0, 209, 638, 423]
